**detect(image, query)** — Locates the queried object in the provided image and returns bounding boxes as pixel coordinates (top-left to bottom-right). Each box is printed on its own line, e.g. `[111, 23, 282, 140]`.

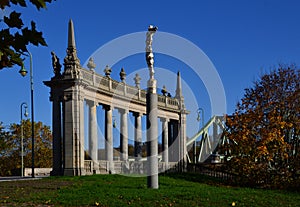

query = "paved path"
[0, 176, 47, 182]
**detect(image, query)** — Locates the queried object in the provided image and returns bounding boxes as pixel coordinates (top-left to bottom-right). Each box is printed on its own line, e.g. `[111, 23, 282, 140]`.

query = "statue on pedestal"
[145, 25, 158, 80]
[51, 51, 62, 77]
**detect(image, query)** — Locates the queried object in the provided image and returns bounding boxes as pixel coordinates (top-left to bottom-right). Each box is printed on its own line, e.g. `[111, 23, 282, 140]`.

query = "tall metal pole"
[28, 51, 35, 178]
[20, 102, 28, 177]
[145, 25, 158, 189]
[18, 51, 34, 178]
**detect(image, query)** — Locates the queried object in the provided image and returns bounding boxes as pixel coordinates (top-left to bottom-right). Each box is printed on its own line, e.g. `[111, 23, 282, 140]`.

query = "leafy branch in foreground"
[0, 0, 55, 69]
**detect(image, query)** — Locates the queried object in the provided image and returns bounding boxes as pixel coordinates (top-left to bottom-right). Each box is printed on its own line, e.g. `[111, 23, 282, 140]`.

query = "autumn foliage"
[0, 120, 52, 176]
[223, 65, 300, 188]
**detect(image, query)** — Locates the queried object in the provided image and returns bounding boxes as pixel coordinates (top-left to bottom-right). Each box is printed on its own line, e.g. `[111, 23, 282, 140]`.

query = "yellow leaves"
[257, 145, 268, 156]
[45, 199, 51, 204]
[224, 66, 300, 187]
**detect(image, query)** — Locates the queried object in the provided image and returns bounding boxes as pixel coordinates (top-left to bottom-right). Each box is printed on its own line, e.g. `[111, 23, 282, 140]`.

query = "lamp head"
[19, 65, 28, 77]
[24, 105, 29, 117]
[196, 110, 201, 122]
[197, 113, 201, 122]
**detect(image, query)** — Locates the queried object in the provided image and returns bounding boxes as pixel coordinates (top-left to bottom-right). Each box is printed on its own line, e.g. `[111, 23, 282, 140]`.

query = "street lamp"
[19, 51, 35, 178]
[194, 108, 204, 163]
[20, 102, 28, 177]
[197, 108, 204, 127]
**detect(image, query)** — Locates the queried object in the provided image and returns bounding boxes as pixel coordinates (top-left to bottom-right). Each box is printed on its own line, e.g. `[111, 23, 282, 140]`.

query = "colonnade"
[85, 102, 179, 174]
[44, 19, 188, 176]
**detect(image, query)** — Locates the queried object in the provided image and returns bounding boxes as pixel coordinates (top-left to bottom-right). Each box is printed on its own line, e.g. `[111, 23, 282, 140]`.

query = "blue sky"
[1, 0, 300, 141]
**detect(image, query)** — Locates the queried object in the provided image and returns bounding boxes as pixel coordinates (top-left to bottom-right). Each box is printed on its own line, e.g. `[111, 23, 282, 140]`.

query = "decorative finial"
[119, 68, 126, 83]
[104, 65, 112, 78]
[145, 25, 158, 80]
[51, 51, 61, 77]
[134, 73, 141, 88]
[161, 85, 168, 96]
[87, 57, 96, 71]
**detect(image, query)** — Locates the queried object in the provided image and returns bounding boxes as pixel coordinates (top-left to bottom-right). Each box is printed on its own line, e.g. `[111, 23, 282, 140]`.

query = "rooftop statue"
[51, 51, 62, 77]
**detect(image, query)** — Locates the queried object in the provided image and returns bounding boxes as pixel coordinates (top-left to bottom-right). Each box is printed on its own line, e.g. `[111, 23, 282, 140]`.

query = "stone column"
[63, 89, 86, 176]
[145, 24, 158, 189]
[146, 82, 158, 188]
[134, 112, 143, 161]
[104, 105, 114, 173]
[51, 95, 62, 176]
[161, 118, 169, 165]
[168, 121, 173, 161]
[172, 120, 180, 163]
[79, 93, 85, 175]
[88, 101, 98, 173]
[179, 113, 187, 172]
[119, 109, 128, 161]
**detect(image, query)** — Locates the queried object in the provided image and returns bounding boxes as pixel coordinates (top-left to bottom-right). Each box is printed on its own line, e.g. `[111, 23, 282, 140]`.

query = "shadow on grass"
[162, 172, 227, 186]
[163, 172, 300, 194]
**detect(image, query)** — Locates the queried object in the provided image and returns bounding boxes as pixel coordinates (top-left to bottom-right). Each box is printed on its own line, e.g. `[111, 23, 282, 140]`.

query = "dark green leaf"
[0, 0, 10, 9]
[4, 11, 23, 29]
[29, 0, 46, 10]
[10, 0, 27, 7]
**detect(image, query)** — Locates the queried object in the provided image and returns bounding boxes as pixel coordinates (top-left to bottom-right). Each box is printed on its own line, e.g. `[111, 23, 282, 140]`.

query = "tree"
[0, 120, 52, 176]
[0, 0, 56, 69]
[223, 64, 300, 187]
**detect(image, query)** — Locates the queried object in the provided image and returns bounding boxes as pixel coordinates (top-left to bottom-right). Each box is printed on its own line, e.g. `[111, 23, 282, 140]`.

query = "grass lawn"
[0, 173, 299, 206]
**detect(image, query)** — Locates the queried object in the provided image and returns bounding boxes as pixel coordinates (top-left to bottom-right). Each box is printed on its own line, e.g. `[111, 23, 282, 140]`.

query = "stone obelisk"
[145, 25, 158, 189]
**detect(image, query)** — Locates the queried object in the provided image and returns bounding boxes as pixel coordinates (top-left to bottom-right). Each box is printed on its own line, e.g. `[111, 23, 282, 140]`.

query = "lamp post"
[195, 108, 204, 163]
[19, 51, 35, 178]
[20, 102, 28, 177]
[197, 108, 204, 128]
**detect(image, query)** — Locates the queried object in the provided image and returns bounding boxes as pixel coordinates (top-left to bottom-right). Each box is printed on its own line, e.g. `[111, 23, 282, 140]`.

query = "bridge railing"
[80, 68, 179, 111]
[187, 163, 235, 181]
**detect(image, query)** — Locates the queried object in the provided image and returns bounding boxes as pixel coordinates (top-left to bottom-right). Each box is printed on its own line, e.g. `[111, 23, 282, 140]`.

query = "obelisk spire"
[175, 71, 182, 98]
[68, 19, 76, 49]
[176, 71, 185, 109]
[63, 19, 80, 78]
